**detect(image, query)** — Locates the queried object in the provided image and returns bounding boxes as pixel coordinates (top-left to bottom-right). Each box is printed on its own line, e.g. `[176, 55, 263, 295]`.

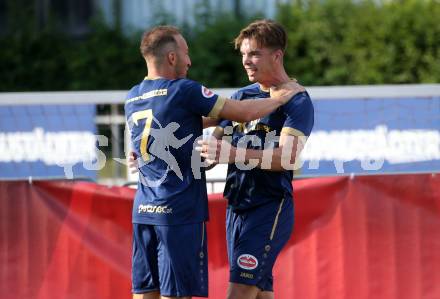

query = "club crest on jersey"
[237, 254, 258, 270]
[201, 86, 214, 98]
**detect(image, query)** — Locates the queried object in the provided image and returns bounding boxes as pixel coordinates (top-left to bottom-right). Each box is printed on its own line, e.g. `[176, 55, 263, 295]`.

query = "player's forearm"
[198, 135, 300, 170]
[219, 97, 284, 123]
[238, 98, 285, 122]
[232, 147, 297, 171]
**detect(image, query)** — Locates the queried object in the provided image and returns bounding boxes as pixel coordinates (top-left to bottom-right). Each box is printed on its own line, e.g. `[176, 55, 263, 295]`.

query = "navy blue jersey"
[125, 77, 225, 225]
[220, 83, 314, 211]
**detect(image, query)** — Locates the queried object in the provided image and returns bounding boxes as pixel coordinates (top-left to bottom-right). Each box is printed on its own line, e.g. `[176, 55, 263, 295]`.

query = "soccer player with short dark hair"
[125, 25, 304, 299]
[199, 19, 314, 299]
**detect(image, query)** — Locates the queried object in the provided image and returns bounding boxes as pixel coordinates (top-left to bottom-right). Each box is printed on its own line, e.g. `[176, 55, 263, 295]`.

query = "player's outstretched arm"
[196, 133, 306, 171]
[232, 133, 306, 171]
[218, 81, 304, 123]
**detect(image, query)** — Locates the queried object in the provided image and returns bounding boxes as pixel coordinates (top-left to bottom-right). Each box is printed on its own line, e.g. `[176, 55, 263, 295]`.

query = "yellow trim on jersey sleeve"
[281, 127, 308, 176]
[281, 127, 305, 137]
[207, 96, 226, 118]
[281, 126, 308, 148]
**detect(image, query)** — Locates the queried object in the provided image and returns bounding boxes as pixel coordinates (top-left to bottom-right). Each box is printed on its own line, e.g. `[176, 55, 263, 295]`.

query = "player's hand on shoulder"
[270, 79, 305, 104]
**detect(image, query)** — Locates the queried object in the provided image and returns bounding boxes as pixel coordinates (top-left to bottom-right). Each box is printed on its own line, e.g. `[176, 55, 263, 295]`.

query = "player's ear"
[167, 51, 177, 66]
[273, 49, 283, 63]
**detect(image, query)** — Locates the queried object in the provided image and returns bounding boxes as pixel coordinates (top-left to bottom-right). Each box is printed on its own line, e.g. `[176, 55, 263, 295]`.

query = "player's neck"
[147, 70, 170, 80]
[146, 63, 176, 80]
[258, 69, 290, 91]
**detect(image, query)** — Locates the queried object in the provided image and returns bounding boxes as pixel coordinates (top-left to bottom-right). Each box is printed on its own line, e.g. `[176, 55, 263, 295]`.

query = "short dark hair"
[234, 19, 287, 52]
[140, 25, 181, 60]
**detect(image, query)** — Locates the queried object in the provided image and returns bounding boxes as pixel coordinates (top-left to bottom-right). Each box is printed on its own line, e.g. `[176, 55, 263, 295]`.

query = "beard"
[174, 56, 188, 78]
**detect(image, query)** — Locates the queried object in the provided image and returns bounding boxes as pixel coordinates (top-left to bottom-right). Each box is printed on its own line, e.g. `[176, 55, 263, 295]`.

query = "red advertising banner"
[1, 174, 439, 299]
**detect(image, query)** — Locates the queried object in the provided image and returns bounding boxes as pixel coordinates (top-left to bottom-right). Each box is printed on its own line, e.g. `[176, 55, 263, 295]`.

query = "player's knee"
[133, 291, 160, 299]
[227, 283, 259, 299]
[256, 290, 274, 299]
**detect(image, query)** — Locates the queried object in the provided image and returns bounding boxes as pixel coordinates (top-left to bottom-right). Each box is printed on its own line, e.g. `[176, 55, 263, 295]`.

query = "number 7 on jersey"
[132, 109, 153, 161]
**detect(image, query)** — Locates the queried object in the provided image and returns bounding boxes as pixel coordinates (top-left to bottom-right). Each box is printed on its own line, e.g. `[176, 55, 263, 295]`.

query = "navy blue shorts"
[132, 222, 208, 297]
[226, 198, 294, 291]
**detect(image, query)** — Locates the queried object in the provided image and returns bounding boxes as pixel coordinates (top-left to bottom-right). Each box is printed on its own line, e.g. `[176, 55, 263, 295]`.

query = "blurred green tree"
[0, 0, 439, 91]
[278, 0, 440, 85]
